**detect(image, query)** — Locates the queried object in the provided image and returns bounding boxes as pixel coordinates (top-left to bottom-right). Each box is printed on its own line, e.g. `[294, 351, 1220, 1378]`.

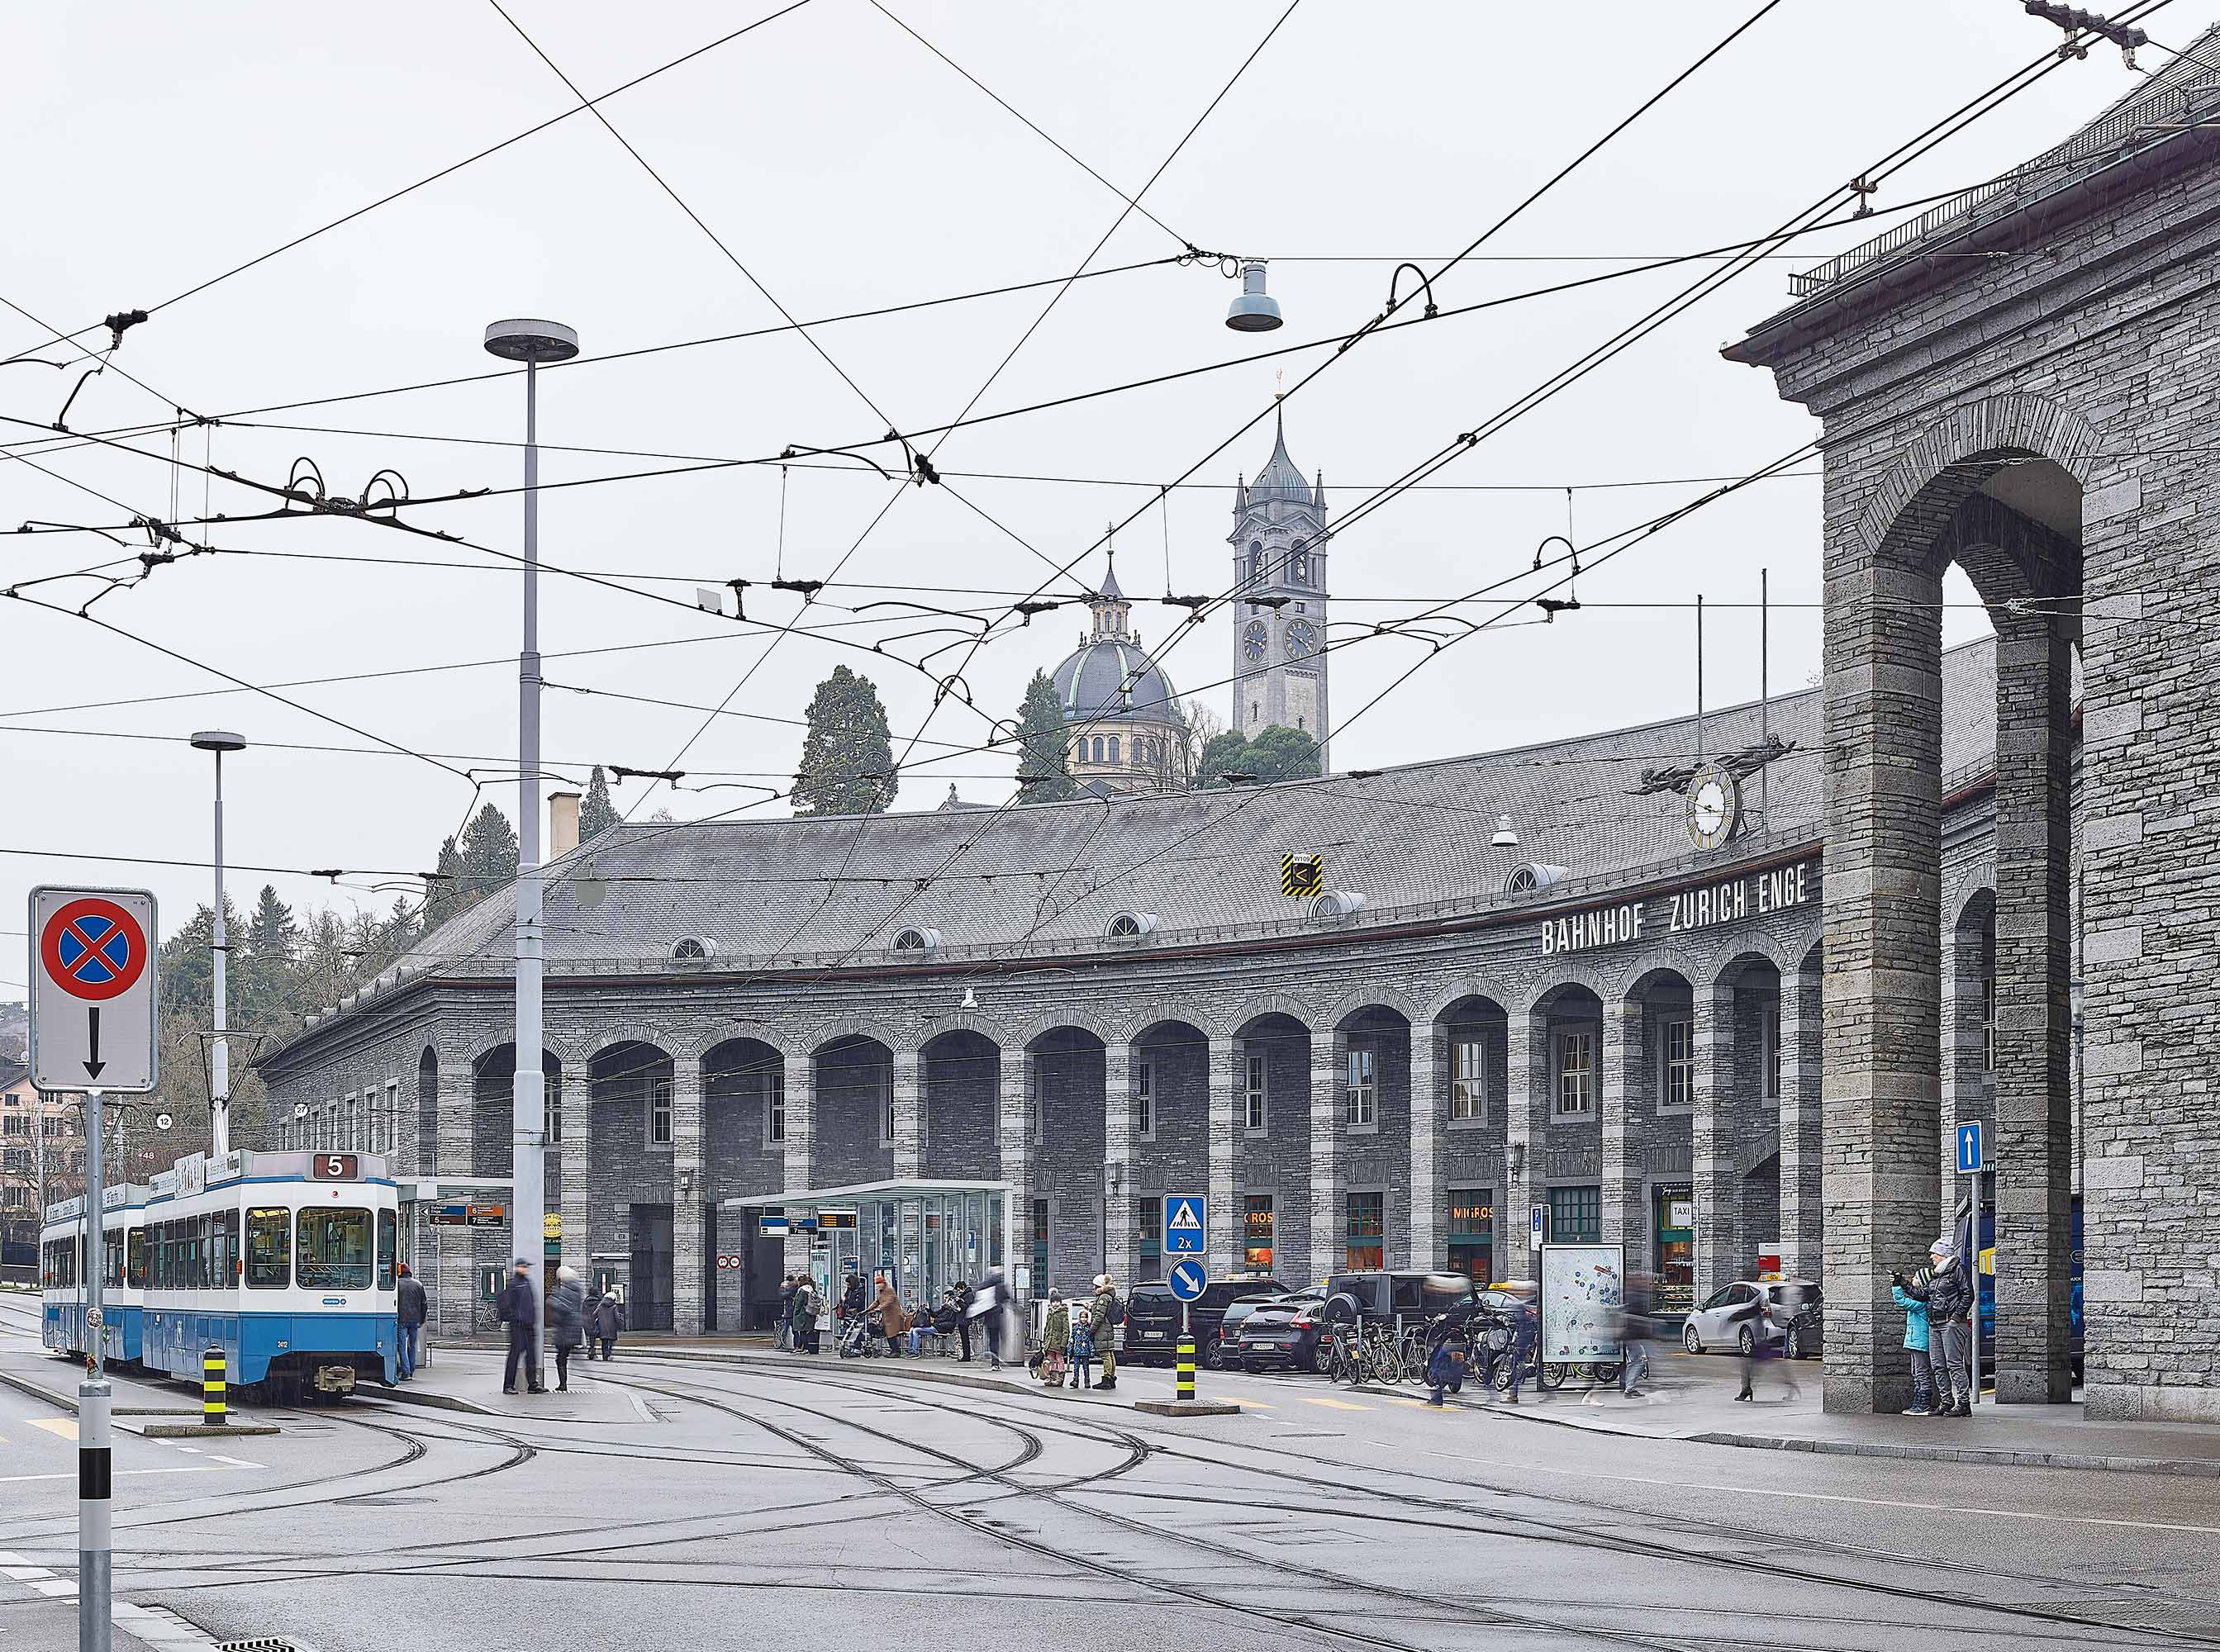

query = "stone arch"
[1005, 1008, 1120, 1051]
[1327, 985, 1425, 1031]
[702, 1037, 786, 1198]
[469, 1044, 562, 1179]
[1222, 993, 1324, 1037]
[1421, 979, 1519, 1027]
[676, 1020, 792, 1064]
[920, 1028, 1000, 1180]
[1521, 973, 1611, 1018]
[1856, 392, 2104, 559]
[807, 1017, 906, 1055]
[812, 1032, 895, 1187]
[413, 1045, 439, 1173]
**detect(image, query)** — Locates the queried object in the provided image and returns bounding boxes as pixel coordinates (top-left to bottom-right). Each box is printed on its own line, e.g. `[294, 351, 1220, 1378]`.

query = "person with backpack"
[394, 1262, 427, 1381]
[1091, 1273, 1123, 1393]
[1897, 1237, 1974, 1416]
[776, 1275, 798, 1351]
[788, 1275, 818, 1355]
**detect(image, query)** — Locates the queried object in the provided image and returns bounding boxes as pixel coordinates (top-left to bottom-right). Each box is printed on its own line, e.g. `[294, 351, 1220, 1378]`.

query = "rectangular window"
[1138, 1198, 1162, 1283]
[1447, 1186, 1494, 1281]
[347, 1094, 359, 1151]
[1548, 1184, 1602, 1244]
[296, 1207, 373, 1289]
[1451, 1039, 1486, 1123]
[1556, 1031, 1594, 1117]
[1663, 1018, 1696, 1111]
[385, 1080, 399, 1152]
[126, 1227, 145, 1289]
[1135, 1061, 1153, 1139]
[545, 1080, 562, 1146]
[766, 1071, 786, 1145]
[1981, 976, 1995, 1075]
[378, 1208, 397, 1291]
[214, 1209, 237, 1287]
[1762, 1003, 1781, 1103]
[1243, 1194, 1275, 1270]
[1244, 1054, 1267, 1132]
[650, 1076, 673, 1147]
[1344, 1048, 1376, 1127]
[1344, 1190, 1384, 1270]
[881, 1073, 896, 1149]
[245, 1207, 290, 1289]
[1031, 1197, 1049, 1296]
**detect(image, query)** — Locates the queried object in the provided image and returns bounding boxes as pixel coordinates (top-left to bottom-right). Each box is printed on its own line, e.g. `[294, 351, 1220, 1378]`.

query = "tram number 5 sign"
[29, 885, 159, 1094]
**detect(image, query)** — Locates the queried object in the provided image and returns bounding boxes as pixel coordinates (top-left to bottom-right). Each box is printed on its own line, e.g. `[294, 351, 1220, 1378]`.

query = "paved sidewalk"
[0, 1595, 219, 1652]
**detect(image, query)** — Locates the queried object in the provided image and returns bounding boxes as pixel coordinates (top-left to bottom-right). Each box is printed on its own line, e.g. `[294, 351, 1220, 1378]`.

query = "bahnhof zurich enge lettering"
[264, 51, 2220, 1423]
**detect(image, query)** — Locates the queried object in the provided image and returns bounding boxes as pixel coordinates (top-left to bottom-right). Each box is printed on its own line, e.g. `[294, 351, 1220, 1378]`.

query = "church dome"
[1053, 638, 1183, 728]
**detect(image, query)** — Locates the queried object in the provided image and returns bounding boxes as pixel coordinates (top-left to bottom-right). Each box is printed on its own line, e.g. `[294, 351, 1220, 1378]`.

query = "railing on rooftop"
[1789, 76, 2220, 298]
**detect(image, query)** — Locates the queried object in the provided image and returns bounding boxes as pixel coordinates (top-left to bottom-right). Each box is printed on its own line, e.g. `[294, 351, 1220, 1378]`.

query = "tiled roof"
[389, 638, 2004, 978]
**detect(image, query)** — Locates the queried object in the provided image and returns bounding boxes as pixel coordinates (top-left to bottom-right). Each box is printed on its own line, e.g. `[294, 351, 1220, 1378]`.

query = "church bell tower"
[1229, 406, 1329, 767]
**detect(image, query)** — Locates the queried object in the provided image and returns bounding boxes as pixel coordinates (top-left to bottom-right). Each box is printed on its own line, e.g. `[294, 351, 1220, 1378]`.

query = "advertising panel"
[1538, 1242, 1626, 1364]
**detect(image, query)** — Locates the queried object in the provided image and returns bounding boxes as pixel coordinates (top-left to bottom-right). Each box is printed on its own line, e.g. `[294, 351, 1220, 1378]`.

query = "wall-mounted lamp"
[1491, 814, 1519, 848]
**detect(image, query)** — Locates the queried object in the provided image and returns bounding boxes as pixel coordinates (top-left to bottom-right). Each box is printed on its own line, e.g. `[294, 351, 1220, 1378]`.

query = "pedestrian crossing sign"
[1165, 1193, 1206, 1255]
[1281, 853, 1324, 898]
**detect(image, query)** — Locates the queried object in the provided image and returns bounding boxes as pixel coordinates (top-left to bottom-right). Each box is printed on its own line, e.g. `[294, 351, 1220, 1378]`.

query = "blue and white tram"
[44, 1148, 400, 1401]
[39, 1186, 147, 1369]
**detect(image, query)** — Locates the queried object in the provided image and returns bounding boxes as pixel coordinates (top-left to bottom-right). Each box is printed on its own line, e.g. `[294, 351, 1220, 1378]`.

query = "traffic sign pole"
[79, 1085, 112, 1652]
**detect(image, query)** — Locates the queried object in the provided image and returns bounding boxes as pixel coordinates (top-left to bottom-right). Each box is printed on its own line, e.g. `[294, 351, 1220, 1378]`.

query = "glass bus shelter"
[722, 1179, 1013, 1318]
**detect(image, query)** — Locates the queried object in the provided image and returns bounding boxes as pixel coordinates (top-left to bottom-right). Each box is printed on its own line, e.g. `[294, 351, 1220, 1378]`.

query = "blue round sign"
[1167, 1258, 1208, 1303]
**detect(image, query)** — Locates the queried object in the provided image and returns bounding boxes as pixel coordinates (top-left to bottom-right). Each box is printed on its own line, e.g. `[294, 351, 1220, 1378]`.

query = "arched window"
[1250, 701, 1260, 724]
[1091, 737, 1105, 763]
[1108, 735, 1120, 764]
[1293, 543, 1310, 584]
[1249, 541, 1264, 580]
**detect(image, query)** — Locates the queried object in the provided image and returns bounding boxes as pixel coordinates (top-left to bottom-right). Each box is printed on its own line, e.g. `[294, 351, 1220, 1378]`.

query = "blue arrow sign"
[1164, 1193, 1206, 1255]
[1167, 1258, 1208, 1302]
[1956, 1122, 1985, 1175]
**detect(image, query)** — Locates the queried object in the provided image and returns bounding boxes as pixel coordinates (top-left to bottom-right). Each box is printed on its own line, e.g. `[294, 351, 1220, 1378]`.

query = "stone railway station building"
[264, 48, 2220, 1422]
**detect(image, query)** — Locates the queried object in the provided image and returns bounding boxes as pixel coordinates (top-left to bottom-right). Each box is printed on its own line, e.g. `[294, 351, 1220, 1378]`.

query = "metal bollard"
[1176, 1335, 1196, 1401]
[202, 1347, 227, 1427]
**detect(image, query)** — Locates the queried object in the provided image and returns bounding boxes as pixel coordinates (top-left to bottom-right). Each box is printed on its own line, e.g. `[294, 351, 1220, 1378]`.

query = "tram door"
[628, 1203, 674, 1331]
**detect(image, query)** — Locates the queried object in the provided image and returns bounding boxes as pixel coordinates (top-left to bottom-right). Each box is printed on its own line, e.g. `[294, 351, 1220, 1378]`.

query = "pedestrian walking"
[1068, 1306, 1096, 1389]
[1501, 1294, 1538, 1403]
[777, 1274, 797, 1351]
[394, 1262, 427, 1382]
[547, 1265, 586, 1393]
[1042, 1288, 1070, 1385]
[589, 1287, 623, 1360]
[1619, 1272, 1652, 1399]
[873, 1275, 906, 1358]
[952, 1279, 975, 1361]
[1424, 1308, 1471, 1406]
[1090, 1273, 1123, 1393]
[969, 1269, 1013, 1370]
[1891, 1267, 1935, 1417]
[1898, 1237, 1974, 1416]
[496, 1258, 545, 1395]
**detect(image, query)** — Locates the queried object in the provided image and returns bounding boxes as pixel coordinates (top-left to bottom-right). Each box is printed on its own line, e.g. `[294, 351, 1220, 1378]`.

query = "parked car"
[1218, 1289, 1300, 1352]
[1124, 1275, 1287, 1367]
[1682, 1279, 1822, 1355]
[1235, 1295, 1331, 1373]
[1320, 1270, 1478, 1332]
[1781, 1294, 1823, 1360]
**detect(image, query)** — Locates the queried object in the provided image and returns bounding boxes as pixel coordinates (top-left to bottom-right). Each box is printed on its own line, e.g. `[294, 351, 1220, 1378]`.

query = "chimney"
[549, 790, 582, 860]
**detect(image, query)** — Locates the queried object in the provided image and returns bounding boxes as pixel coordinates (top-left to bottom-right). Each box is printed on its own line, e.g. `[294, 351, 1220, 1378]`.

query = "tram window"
[377, 1208, 397, 1291]
[245, 1208, 291, 1289]
[297, 1208, 372, 1290]
[215, 1210, 239, 1284]
[127, 1228, 145, 1289]
[107, 1230, 125, 1290]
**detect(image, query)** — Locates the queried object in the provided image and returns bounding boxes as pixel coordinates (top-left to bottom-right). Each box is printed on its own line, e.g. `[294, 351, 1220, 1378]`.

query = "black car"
[1235, 1295, 1331, 1374]
[1320, 1269, 1478, 1332]
[1124, 1275, 1288, 1367]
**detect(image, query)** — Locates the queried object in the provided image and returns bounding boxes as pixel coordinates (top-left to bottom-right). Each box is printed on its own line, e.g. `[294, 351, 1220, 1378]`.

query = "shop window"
[1447, 1187, 1494, 1281]
[1344, 1190, 1384, 1270]
[1662, 1018, 1695, 1112]
[1031, 1198, 1049, 1296]
[1244, 1054, 1268, 1132]
[1652, 1186, 1695, 1313]
[1344, 1048, 1376, 1127]
[1556, 1031, 1594, 1117]
[1547, 1184, 1601, 1244]
[1451, 1039, 1486, 1123]
[1243, 1194, 1275, 1270]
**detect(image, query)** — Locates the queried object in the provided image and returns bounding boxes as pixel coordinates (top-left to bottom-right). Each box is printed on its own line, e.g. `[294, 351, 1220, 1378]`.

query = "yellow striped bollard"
[1175, 1334, 1196, 1401]
[202, 1346, 227, 1426]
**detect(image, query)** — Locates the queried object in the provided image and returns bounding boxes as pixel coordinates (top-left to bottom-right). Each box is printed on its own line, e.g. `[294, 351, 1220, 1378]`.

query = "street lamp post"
[191, 731, 246, 1160]
[483, 318, 579, 1389]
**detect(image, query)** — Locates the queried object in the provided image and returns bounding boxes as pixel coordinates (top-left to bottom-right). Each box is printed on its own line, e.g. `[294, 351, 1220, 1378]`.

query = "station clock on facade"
[1685, 761, 1740, 850]
[1242, 619, 1270, 662]
[1284, 618, 1319, 659]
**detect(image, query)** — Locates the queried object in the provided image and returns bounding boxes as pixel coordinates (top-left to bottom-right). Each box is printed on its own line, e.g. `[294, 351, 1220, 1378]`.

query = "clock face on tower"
[1285, 619, 1319, 659]
[1685, 761, 1740, 850]
[1242, 619, 1270, 662]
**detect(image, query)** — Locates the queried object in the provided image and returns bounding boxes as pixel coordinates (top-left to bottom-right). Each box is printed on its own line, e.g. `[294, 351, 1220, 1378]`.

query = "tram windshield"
[245, 1207, 291, 1289]
[297, 1207, 373, 1289]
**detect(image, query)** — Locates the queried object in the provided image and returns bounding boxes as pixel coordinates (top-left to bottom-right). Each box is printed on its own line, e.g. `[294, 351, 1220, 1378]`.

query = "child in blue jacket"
[1891, 1274, 1934, 1416]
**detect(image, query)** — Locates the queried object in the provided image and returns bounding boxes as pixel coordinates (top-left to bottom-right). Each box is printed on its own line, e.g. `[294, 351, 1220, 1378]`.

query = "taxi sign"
[1167, 1258, 1208, 1303]
[30, 885, 159, 1093]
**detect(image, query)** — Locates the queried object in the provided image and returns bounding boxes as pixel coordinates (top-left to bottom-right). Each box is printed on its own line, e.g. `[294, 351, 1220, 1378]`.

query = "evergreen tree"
[1248, 724, 1323, 782]
[1012, 669, 1078, 802]
[793, 665, 896, 815]
[457, 803, 520, 904]
[423, 834, 465, 930]
[239, 885, 300, 1028]
[1192, 729, 1253, 790]
[579, 765, 622, 841]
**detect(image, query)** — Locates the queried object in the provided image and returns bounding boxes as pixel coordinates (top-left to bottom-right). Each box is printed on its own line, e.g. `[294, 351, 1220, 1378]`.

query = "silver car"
[1682, 1279, 1821, 1355]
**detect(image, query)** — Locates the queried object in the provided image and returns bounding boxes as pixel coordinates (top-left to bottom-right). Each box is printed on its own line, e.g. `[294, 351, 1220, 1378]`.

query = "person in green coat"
[1042, 1288, 1070, 1386]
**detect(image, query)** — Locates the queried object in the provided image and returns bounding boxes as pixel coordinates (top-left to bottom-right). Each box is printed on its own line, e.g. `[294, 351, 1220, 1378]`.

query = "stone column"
[1407, 1023, 1445, 1270]
[1503, 1012, 1548, 1281]
[435, 1061, 474, 1338]
[891, 1049, 921, 1180]
[783, 1056, 814, 1279]
[671, 1058, 706, 1336]
[1103, 1044, 1134, 1284]
[1207, 1037, 1238, 1275]
[559, 1070, 592, 1285]
[1990, 614, 2075, 1403]
[1600, 999, 1645, 1264]
[1000, 1051, 1035, 1284]
[1308, 1032, 1343, 1283]
[1693, 980, 1740, 1303]
[1821, 548, 1943, 1414]
[1776, 967, 1823, 1283]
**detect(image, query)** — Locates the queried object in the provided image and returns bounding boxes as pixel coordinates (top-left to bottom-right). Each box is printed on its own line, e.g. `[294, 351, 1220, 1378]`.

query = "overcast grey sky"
[4, 0, 2207, 982]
